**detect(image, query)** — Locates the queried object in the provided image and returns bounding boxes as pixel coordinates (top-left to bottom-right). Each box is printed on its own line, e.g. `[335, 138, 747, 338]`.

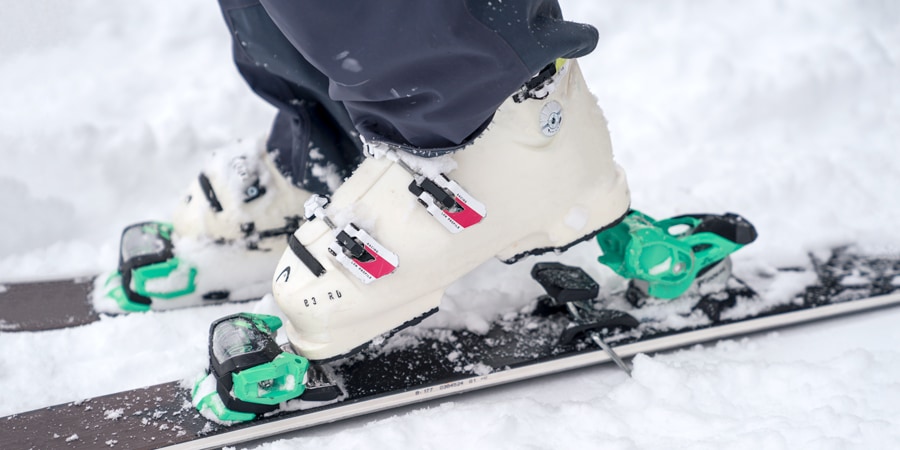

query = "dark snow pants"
[217, 0, 599, 195]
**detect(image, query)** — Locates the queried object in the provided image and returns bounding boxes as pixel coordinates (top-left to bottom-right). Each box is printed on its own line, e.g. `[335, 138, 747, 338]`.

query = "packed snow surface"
[1, 0, 899, 448]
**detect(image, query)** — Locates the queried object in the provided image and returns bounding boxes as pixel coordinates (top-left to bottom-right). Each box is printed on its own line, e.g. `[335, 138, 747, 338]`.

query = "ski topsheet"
[3, 247, 899, 450]
[0, 276, 263, 332]
[0, 278, 98, 331]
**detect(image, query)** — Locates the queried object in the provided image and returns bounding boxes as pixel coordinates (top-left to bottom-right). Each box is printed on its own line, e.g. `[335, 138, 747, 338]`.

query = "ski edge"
[165, 291, 900, 450]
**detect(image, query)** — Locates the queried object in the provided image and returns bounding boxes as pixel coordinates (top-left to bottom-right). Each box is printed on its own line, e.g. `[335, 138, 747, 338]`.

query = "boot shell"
[273, 61, 630, 361]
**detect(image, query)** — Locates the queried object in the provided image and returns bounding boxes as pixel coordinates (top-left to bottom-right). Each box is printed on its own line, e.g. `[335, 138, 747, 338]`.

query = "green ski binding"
[103, 221, 199, 311]
[596, 210, 757, 299]
[192, 313, 310, 423]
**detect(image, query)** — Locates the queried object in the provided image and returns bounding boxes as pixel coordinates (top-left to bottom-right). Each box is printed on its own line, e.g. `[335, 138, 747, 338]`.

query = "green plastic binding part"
[229, 314, 309, 409]
[596, 210, 747, 299]
[193, 314, 311, 423]
[234, 313, 284, 333]
[193, 373, 257, 423]
[232, 352, 310, 406]
[131, 257, 197, 299]
[104, 271, 150, 312]
[146, 222, 173, 240]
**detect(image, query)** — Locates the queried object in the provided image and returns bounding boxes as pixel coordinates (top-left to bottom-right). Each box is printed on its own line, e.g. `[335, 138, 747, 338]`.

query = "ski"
[0, 276, 263, 332]
[0, 277, 98, 331]
[0, 220, 287, 332]
[3, 245, 899, 450]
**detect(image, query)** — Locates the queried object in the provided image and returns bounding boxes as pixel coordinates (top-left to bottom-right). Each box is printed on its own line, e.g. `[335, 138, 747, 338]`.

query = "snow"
[1, 0, 899, 449]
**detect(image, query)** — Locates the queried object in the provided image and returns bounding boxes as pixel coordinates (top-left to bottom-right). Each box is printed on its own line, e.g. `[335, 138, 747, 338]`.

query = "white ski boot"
[272, 60, 630, 361]
[96, 140, 313, 312]
[172, 140, 311, 250]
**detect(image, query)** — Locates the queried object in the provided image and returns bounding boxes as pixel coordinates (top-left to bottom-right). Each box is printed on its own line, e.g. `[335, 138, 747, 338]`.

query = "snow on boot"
[95, 140, 312, 312]
[272, 60, 631, 361]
